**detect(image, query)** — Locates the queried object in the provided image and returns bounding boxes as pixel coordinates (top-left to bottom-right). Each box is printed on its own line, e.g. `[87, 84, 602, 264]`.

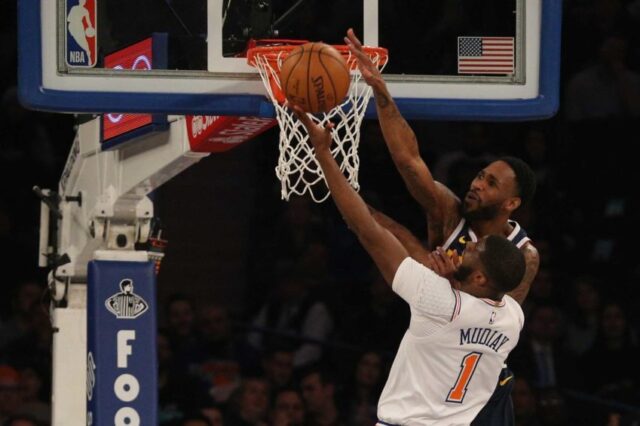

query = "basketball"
[280, 42, 351, 114]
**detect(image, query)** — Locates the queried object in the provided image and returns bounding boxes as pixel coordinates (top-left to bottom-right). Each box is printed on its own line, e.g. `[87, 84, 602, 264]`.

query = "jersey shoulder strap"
[506, 220, 531, 249]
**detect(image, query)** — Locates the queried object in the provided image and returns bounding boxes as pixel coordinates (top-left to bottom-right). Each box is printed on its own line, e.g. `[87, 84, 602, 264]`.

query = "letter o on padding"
[114, 374, 140, 402]
[114, 407, 140, 426]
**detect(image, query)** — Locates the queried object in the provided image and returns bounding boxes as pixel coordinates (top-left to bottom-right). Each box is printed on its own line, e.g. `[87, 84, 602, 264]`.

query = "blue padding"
[87, 260, 157, 425]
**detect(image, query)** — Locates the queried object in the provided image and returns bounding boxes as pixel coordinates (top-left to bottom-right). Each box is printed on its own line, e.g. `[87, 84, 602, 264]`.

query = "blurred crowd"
[2, 0, 640, 425]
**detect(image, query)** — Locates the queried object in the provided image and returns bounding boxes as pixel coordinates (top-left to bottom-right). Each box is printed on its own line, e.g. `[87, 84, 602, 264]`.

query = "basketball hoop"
[247, 43, 388, 202]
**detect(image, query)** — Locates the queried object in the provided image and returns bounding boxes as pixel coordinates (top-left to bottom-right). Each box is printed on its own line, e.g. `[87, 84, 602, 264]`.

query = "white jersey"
[377, 258, 524, 426]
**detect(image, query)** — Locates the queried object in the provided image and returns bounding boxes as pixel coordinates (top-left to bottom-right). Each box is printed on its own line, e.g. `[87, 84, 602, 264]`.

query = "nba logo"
[66, 0, 97, 67]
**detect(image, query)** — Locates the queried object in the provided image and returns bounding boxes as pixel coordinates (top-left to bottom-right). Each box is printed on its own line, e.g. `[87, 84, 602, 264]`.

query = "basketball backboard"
[18, 0, 562, 120]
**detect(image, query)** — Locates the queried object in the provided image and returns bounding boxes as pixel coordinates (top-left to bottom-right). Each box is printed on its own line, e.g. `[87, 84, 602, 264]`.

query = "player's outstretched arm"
[508, 243, 540, 305]
[368, 206, 432, 265]
[344, 29, 458, 228]
[292, 106, 408, 284]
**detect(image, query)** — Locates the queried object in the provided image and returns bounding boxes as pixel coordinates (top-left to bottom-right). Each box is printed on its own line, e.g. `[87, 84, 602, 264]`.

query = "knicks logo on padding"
[66, 0, 97, 67]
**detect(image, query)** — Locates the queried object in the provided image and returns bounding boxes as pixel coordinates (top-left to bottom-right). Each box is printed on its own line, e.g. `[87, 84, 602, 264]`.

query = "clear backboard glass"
[18, 0, 562, 119]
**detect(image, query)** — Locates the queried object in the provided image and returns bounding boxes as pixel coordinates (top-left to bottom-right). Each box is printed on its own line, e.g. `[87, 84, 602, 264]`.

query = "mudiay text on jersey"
[459, 327, 510, 352]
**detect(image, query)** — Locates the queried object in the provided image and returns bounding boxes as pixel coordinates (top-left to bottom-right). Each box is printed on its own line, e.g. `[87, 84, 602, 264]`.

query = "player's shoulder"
[520, 239, 537, 251]
[394, 256, 448, 287]
[520, 241, 540, 266]
[503, 294, 525, 329]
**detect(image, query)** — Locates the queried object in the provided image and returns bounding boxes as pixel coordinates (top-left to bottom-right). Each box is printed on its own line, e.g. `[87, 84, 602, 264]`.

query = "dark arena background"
[1, 1, 640, 425]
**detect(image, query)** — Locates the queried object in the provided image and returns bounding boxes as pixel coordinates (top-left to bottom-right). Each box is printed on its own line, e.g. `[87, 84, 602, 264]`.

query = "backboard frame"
[18, 0, 562, 120]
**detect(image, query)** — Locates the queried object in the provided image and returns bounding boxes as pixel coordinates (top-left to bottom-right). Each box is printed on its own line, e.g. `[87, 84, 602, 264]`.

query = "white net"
[248, 45, 388, 202]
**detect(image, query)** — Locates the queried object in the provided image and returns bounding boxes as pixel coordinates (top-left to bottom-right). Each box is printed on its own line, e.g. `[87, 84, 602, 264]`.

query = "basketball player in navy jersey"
[345, 29, 540, 425]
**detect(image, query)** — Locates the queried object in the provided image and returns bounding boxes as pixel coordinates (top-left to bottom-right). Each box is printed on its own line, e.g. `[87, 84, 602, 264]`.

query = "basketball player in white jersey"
[345, 28, 540, 425]
[291, 105, 526, 425]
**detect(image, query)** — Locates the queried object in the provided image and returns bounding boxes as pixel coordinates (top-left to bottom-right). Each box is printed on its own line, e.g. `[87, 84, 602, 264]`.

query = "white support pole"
[51, 285, 87, 426]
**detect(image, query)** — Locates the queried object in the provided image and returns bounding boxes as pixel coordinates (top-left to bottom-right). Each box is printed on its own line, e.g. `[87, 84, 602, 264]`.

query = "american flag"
[457, 37, 515, 75]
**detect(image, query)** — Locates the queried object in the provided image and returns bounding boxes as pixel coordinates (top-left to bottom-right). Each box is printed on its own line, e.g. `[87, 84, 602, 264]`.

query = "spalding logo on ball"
[280, 42, 351, 114]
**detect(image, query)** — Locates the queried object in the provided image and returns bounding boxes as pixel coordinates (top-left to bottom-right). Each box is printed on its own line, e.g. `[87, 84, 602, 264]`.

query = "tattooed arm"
[507, 242, 540, 305]
[345, 29, 460, 238]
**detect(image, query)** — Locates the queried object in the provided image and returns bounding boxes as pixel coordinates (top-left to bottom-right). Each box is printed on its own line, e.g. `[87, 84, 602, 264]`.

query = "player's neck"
[476, 285, 503, 301]
[463, 284, 502, 301]
[469, 215, 513, 239]
[485, 290, 504, 302]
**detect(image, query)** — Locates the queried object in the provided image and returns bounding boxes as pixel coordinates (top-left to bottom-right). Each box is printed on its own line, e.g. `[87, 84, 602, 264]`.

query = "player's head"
[120, 279, 133, 294]
[462, 157, 536, 221]
[454, 235, 525, 298]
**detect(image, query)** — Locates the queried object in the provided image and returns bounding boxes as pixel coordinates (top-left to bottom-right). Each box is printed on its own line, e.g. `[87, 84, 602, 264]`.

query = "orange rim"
[247, 43, 388, 104]
[247, 44, 388, 69]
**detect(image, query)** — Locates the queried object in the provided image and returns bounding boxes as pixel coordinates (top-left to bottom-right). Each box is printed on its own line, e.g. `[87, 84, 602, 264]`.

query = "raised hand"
[426, 247, 459, 283]
[289, 103, 334, 154]
[344, 28, 384, 89]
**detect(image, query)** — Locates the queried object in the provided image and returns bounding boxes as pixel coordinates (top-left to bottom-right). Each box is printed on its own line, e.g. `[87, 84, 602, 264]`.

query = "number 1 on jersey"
[446, 352, 483, 403]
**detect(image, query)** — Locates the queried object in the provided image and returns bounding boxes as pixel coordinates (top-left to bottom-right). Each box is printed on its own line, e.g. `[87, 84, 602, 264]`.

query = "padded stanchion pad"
[87, 260, 157, 426]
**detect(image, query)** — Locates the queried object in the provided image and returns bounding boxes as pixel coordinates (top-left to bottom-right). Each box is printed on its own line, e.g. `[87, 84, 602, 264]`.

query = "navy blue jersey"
[443, 219, 530, 257]
[443, 218, 529, 426]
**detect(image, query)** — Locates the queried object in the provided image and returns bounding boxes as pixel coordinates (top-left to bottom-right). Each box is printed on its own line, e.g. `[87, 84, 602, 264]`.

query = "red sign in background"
[102, 38, 153, 141]
[186, 115, 276, 153]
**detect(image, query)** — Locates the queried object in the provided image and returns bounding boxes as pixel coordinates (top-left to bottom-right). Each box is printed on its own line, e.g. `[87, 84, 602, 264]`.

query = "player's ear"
[471, 270, 487, 286]
[503, 196, 521, 213]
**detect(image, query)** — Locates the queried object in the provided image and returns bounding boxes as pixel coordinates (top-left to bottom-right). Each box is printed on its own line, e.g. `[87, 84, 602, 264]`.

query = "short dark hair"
[479, 235, 526, 293]
[499, 156, 536, 207]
